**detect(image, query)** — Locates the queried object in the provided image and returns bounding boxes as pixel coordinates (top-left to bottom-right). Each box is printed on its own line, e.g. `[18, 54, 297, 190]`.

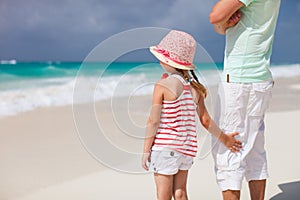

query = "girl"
[142, 30, 242, 200]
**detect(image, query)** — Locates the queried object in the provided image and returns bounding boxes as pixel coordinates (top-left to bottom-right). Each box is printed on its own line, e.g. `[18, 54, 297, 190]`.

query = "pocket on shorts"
[219, 82, 243, 132]
[215, 144, 242, 170]
[248, 81, 273, 117]
[222, 82, 239, 108]
[215, 144, 229, 169]
[150, 150, 178, 173]
[149, 151, 165, 173]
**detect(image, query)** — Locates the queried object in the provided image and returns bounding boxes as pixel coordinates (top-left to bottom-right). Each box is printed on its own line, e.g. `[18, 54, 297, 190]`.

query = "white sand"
[5, 111, 298, 200]
[1, 77, 300, 199]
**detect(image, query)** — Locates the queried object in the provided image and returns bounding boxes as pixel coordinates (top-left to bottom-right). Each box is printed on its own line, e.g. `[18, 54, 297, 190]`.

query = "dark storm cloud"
[0, 0, 176, 35]
[0, 0, 178, 61]
[0, 0, 299, 63]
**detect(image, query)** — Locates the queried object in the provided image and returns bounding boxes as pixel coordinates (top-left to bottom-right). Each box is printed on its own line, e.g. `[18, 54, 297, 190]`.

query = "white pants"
[212, 80, 273, 191]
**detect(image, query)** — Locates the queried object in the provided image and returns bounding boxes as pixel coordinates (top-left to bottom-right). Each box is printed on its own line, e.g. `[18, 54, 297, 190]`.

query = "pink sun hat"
[150, 30, 196, 70]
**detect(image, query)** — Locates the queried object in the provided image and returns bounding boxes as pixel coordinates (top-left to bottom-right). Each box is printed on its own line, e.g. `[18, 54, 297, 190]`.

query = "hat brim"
[149, 46, 196, 70]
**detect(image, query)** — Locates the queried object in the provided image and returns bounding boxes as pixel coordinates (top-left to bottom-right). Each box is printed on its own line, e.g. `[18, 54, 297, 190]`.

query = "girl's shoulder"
[157, 76, 185, 101]
[160, 75, 181, 84]
[158, 76, 183, 94]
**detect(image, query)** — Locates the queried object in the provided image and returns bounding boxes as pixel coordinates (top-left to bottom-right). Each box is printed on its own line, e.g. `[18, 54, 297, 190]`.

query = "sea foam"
[0, 63, 299, 118]
[0, 74, 153, 118]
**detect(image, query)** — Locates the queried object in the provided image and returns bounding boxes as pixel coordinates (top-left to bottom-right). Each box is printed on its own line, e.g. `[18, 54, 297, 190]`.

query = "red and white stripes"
[152, 75, 197, 157]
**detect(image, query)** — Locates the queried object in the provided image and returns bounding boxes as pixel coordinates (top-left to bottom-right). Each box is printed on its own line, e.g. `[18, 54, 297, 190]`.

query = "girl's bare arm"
[196, 94, 242, 152]
[142, 81, 163, 170]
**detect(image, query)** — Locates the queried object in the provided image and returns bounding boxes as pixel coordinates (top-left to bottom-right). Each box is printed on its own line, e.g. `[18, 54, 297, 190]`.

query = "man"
[209, 0, 281, 200]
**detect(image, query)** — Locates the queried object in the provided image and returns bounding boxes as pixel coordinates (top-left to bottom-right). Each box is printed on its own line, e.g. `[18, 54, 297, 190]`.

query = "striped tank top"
[152, 74, 197, 157]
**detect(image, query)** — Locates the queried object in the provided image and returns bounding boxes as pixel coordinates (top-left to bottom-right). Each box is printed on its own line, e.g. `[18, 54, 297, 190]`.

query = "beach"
[1, 75, 300, 200]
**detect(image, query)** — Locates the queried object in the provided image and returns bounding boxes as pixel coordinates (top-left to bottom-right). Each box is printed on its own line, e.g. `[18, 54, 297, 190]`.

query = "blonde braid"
[190, 70, 207, 98]
[176, 69, 207, 98]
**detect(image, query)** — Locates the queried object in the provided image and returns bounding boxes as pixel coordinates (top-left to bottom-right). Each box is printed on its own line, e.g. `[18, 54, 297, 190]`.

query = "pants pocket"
[248, 81, 273, 117]
[220, 82, 245, 132]
[215, 144, 229, 169]
[216, 144, 242, 170]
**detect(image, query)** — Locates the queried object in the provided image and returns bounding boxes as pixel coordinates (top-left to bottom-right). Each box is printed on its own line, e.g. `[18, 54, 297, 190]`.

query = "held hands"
[220, 132, 242, 153]
[142, 152, 151, 171]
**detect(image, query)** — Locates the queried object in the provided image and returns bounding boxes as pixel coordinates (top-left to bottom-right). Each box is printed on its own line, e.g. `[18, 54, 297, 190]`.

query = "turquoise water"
[0, 62, 223, 80]
[0, 61, 299, 118]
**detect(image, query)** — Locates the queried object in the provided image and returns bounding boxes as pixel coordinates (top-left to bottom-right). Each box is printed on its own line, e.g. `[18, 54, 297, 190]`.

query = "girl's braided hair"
[176, 69, 207, 98]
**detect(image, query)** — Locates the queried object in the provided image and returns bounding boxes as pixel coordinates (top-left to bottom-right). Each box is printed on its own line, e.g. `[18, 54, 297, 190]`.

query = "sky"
[0, 0, 299, 64]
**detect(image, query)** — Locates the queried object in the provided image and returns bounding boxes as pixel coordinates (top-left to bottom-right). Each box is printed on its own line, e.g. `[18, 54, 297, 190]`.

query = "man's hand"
[210, 0, 244, 34]
[228, 10, 241, 28]
[213, 10, 241, 34]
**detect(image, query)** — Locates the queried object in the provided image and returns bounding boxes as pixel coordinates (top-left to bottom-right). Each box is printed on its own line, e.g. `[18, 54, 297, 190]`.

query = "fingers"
[229, 146, 240, 153]
[231, 132, 239, 137]
[230, 132, 242, 142]
[230, 15, 238, 23]
[229, 140, 243, 153]
[227, 132, 242, 153]
[231, 132, 242, 146]
[142, 158, 149, 171]
[232, 10, 241, 20]
[142, 152, 151, 171]
[230, 147, 237, 153]
[234, 139, 242, 146]
[228, 11, 241, 26]
[142, 162, 149, 171]
[229, 143, 242, 153]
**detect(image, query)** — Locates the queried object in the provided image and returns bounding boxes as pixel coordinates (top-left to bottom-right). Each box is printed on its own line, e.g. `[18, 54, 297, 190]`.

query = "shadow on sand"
[270, 181, 300, 200]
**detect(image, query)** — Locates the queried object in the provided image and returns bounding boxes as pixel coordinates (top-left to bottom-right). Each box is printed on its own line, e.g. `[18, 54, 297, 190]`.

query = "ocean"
[0, 61, 300, 118]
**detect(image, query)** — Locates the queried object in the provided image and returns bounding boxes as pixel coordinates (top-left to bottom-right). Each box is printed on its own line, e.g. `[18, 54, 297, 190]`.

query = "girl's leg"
[173, 170, 188, 200]
[154, 173, 173, 200]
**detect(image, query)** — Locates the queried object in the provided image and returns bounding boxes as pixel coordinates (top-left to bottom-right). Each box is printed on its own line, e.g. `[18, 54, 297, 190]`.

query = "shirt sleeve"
[239, 0, 255, 7]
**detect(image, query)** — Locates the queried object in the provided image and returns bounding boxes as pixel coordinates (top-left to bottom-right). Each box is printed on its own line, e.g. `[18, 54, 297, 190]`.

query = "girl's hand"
[220, 132, 242, 153]
[142, 152, 151, 171]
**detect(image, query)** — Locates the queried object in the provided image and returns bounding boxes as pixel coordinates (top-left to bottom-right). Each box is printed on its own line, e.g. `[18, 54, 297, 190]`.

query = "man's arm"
[209, 0, 244, 34]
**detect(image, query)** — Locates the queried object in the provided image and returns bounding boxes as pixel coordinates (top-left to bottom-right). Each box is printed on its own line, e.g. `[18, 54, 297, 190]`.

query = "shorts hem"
[178, 167, 191, 171]
[218, 180, 242, 191]
[152, 167, 191, 175]
[153, 170, 179, 176]
[245, 173, 269, 182]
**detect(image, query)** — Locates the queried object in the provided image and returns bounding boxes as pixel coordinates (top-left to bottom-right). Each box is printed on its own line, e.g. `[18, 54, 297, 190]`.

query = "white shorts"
[149, 149, 193, 175]
[212, 80, 273, 191]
